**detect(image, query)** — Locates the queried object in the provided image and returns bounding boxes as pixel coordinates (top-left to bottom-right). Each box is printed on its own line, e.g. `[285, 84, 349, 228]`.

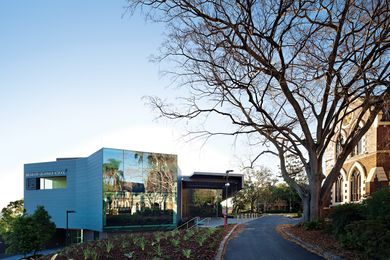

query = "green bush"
[363, 187, 390, 221]
[329, 203, 365, 237]
[4, 206, 56, 257]
[302, 220, 325, 230]
[340, 219, 390, 259]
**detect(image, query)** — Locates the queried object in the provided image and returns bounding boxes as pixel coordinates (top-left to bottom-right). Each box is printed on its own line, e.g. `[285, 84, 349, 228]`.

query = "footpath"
[223, 215, 323, 260]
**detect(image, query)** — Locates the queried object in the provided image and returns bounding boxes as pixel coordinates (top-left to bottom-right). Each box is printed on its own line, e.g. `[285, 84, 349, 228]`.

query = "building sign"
[25, 169, 67, 178]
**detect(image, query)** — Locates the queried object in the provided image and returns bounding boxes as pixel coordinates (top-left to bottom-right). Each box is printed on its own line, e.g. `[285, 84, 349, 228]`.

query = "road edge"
[276, 224, 342, 260]
[215, 216, 264, 260]
[214, 224, 239, 260]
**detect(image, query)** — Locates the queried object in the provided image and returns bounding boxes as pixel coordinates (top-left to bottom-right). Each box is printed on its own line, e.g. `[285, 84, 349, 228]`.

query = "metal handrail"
[175, 216, 200, 230]
[197, 217, 211, 227]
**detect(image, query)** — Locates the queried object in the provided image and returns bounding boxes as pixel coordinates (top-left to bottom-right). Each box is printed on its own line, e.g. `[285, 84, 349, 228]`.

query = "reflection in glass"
[182, 189, 222, 219]
[103, 148, 177, 228]
[103, 149, 123, 193]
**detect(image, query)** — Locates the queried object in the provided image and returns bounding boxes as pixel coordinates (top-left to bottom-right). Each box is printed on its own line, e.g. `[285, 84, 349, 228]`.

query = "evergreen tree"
[4, 206, 56, 257]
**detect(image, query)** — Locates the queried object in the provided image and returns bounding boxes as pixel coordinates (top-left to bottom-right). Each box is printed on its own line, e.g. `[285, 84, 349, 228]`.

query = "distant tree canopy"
[0, 199, 24, 236]
[130, 0, 390, 221]
[3, 205, 56, 257]
[233, 168, 301, 213]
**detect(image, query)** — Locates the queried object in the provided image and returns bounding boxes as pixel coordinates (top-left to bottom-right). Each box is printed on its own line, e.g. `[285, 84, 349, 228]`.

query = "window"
[103, 148, 178, 227]
[351, 128, 363, 157]
[336, 134, 345, 159]
[381, 99, 390, 121]
[335, 175, 343, 203]
[39, 176, 67, 189]
[350, 170, 361, 201]
[26, 176, 67, 190]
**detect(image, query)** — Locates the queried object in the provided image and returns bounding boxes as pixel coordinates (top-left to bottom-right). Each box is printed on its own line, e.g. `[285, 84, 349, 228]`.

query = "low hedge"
[329, 203, 364, 238]
[329, 188, 390, 259]
[340, 219, 390, 259]
[363, 187, 390, 221]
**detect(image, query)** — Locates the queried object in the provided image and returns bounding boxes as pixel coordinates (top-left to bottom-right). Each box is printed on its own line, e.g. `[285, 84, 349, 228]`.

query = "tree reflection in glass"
[103, 148, 177, 227]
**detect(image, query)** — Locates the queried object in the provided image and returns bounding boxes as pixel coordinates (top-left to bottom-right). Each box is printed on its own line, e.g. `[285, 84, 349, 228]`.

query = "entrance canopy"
[182, 171, 243, 197]
[180, 171, 244, 220]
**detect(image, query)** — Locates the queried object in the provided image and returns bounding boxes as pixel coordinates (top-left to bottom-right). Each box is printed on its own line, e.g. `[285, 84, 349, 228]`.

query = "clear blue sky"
[0, 0, 277, 209]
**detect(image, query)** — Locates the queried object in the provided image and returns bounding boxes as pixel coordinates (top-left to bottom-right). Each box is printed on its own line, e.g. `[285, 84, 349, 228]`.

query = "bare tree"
[129, 0, 390, 220]
[145, 154, 177, 210]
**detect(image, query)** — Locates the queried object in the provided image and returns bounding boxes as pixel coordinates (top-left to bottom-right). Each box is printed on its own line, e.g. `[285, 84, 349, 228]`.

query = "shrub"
[302, 220, 324, 230]
[183, 229, 195, 241]
[154, 243, 162, 257]
[105, 240, 114, 254]
[133, 236, 146, 251]
[196, 234, 207, 246]
[170, 229, 179, 237]
[154, 231, 163, 243]
[363, 187, 390, 221]
[206, 227, 216, 236]
[4, 206, 56, 256]
[340, 219, 390, 259]
[171, 238, 180, 248]
[182, 248, 191, 259]
[329, 203, 365, 237]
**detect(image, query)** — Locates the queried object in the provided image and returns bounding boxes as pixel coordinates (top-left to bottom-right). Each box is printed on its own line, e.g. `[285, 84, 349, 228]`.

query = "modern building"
[24, 147, 242, 242]
[325, 102, 390, 206]
[181, 172, 243, 219]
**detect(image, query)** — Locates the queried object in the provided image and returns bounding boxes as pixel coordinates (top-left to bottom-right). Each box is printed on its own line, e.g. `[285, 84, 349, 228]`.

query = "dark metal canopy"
[181, 171, 243, 198]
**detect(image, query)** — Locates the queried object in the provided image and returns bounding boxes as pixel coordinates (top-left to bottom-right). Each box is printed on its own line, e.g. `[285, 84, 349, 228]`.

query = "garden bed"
[40, 226, 234, 260]
[277, 224, 361, 260]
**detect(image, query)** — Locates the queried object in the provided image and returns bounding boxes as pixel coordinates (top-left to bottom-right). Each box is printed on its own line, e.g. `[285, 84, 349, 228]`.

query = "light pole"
[224, 170, 233, 228]
[66, 210, 75, 246]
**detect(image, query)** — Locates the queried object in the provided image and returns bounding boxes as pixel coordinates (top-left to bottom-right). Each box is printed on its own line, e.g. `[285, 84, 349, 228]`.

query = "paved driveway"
[224, 215, 323, 260]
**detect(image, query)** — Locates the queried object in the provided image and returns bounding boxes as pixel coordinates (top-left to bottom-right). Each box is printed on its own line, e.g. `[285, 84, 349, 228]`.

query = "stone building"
[325, 102, 390, 206]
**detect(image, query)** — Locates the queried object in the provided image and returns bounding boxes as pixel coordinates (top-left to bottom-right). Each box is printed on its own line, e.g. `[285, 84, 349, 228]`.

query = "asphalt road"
[224, 215, 324, 260]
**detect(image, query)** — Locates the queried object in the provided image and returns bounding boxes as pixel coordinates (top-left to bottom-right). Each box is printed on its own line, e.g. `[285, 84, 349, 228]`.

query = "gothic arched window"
[355, 137, 363, 155]
[336, 134, 345, 159]
[351, 127, 364, 157]
[335, 175, 343, 203]
[350, 170, 361, 202]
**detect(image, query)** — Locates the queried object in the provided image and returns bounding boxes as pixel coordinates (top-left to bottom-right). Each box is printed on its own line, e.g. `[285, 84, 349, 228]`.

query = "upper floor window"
[351, 137, 363, 157]
[26, 176, 67, 190]
[381, 99, 390, 121]
[336, 135, 345, 159]
[350, 170, 361, 202]
[335, 175, 343, 203]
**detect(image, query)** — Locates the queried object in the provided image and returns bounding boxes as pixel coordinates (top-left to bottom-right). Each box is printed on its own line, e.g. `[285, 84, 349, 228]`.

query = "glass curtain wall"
[102, 148, 177, 228]
[183, 189, 222, 219]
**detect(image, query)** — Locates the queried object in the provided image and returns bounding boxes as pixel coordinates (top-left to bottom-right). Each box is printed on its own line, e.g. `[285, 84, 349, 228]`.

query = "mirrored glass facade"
[182, 189, 222, 219]
[102, 148, 178, 228]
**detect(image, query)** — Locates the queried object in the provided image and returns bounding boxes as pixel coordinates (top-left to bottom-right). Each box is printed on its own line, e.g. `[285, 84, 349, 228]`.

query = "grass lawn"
[40, 226, 233, 260]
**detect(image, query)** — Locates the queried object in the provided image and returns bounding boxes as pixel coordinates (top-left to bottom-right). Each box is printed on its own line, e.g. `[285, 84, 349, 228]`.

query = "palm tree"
[103, 158, 124, 192]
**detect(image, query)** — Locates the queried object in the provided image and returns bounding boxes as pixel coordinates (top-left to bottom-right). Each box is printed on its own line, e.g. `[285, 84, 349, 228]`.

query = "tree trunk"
[309, 186, 321, 221]
[302, 196, 310, 221]
[309, 160, 323, 221]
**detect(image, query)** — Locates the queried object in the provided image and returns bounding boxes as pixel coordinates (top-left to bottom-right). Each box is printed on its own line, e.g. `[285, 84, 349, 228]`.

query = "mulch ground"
[277, 224, 361, 260]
